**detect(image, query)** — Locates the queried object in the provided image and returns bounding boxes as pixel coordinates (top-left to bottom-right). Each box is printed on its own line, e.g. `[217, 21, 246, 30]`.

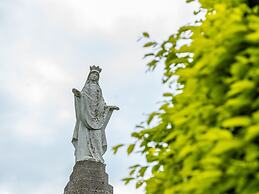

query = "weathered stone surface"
[64, 160, 113, 194]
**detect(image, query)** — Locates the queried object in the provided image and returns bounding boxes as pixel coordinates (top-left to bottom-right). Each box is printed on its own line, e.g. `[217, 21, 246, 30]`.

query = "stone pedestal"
[64, 160, 113, 194]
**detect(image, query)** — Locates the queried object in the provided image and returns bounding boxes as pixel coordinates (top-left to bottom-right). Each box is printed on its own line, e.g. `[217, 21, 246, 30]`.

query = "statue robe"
[72, 82, 113, 163]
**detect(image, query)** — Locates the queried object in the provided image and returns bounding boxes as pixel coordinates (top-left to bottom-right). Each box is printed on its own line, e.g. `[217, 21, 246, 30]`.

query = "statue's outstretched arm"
[72, 88, 81, 97]
[108, 106, 119, 111]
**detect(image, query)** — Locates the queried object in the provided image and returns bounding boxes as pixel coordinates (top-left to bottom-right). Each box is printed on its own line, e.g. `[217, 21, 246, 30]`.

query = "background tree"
[114, 0, 259, 193]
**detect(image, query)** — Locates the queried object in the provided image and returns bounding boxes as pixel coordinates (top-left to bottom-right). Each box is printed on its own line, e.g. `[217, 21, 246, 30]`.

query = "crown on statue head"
[90, 65, 102, 74]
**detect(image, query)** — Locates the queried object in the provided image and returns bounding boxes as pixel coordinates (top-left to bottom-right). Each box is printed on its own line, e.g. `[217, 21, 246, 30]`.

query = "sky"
[0, 0, 199, 193]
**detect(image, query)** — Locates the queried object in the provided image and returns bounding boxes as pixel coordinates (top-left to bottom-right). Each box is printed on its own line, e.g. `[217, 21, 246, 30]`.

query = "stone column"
[64, 160, 113, 194]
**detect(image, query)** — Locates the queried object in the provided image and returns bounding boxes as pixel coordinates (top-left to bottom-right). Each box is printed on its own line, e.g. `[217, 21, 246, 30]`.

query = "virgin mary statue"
[71, 66, 119, 163]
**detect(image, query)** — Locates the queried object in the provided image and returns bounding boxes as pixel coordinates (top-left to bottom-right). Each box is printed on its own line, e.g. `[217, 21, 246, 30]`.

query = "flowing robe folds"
[72, 83, 113, 163]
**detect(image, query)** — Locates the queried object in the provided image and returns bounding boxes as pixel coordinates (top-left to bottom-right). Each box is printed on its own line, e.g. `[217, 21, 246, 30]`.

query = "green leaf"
[143, 42, 157, 48]
[147, 59, 159, 70]
[147, 112, 158, 125]
[138, 166, 148, 177]
[211, 140, 242, 154]
[131, 132, 141, 138]
[201, 128, 233, 141]
[156, 49, 166, 57]
[163, 92, 173, 97]
[127, 144, 136, 155]
[112, 144, 124, 154]
[129, 168, 137, 176]
[245, 31, 259, 43]
[151, 164, 160, 174]
[227, 80, 255, 97]
[143, 53, 154, 58]
[230, 59, 249, 78]
[129, 164, 140, 169]
[222, 116, 251, 128]
[122, 177, 134, 185]
[143, 32, 150, 38]
[136, 181, 144, 188]
[245, 125, 259, 141]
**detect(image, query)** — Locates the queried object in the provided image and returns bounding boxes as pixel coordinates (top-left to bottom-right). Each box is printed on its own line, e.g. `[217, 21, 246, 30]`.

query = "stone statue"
[71, 65, 119, 163]
[64, 66, 117, 194]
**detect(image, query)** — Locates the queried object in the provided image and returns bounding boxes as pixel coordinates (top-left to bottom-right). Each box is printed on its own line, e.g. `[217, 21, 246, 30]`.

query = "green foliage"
[115, 0, 259, 193]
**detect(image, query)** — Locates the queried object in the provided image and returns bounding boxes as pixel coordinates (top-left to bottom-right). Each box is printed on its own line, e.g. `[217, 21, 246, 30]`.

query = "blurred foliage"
[114, 0, 259, 193]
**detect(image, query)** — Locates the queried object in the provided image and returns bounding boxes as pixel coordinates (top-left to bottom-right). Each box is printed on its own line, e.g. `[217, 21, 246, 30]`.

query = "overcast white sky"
[0, 0, 199, 193]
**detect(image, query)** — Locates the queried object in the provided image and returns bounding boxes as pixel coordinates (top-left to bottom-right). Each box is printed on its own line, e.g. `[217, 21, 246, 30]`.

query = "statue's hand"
[72, 88, 81, 97]
[109, 106, 119, 111]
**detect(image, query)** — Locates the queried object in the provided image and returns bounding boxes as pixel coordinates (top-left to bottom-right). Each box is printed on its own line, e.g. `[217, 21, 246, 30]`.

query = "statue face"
[89, 72, 99, 82]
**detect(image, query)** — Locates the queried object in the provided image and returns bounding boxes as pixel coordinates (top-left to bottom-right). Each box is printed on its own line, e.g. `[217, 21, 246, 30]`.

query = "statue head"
[87, 65, 102, 83]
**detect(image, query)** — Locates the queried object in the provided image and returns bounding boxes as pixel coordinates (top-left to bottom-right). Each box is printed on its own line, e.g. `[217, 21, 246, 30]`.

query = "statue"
[71, 65, 119, 163]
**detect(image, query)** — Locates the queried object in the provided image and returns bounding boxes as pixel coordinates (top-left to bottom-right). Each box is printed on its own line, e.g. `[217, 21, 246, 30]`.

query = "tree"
[114, 0, 259, 193]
